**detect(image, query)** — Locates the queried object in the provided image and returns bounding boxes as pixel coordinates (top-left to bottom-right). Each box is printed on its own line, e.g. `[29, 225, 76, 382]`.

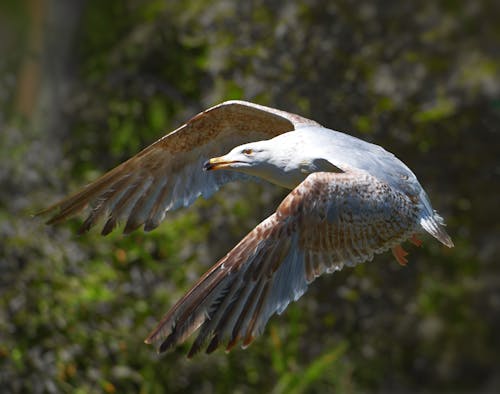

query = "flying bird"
[38, 100, 453, 357]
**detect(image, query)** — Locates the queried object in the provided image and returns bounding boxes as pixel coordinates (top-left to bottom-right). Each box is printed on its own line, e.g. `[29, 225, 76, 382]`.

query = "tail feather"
[420, 211, 454, 248]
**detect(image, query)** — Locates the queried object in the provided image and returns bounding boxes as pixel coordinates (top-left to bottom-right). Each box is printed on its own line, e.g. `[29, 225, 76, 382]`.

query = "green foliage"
[1, 0, 499, 393]
[273, 342, 350, 394]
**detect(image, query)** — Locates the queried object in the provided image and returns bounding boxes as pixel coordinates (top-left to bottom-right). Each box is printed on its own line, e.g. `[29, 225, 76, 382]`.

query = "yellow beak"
[203, 156, 237, 171]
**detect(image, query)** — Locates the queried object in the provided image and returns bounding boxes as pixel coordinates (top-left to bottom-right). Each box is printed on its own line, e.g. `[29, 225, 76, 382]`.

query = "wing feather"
[123, 177, 165, 234]
[37, 101, 319, 234]
[145, 170, 424, 356]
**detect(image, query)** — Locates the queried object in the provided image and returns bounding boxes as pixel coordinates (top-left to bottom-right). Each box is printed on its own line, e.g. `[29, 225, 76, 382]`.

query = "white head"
[204, 141, 276, 179]
[204, 140, 342, 189]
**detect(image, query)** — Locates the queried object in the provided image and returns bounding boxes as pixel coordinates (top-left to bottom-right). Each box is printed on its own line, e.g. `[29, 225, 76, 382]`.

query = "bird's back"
[279, 126, 452, 247]
[290, 126, 421, 199]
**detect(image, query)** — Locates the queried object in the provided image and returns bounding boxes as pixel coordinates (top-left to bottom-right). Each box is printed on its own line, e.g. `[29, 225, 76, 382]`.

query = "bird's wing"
[37, 100, 319, 234]
[145, 170, 420, 357]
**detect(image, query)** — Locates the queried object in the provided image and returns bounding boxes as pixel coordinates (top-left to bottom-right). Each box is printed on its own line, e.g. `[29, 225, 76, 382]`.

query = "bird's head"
[204, 138, 343, 189]
[203, 140, 323, 189]
[204, 140, 302, 188]
[203, 142, 271, 174]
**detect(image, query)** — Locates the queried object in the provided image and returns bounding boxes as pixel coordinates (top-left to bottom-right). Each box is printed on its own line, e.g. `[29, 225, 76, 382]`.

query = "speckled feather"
[37, 100, 453, 356]
[144, 171, 425, 356]
[37, 101, 318, 234]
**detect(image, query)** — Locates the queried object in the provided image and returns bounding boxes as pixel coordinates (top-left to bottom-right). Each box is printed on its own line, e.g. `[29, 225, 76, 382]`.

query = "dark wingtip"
[187, 344, 199, 359]
[76, 226, 88, 236]
[158, 332, 177, 354]
[77, 220, 93, 235]
[123, 219, 142, 235]
[43, 211, 69, 226]
[206, 335, 221, 354]
[158, 340, 169, 354]
[101, 218, 116, 236]
[144, 218, 160, 232]
[45, 216, 60, 226]
[33, 206, 52, 219]
[225, 335, 240, 352]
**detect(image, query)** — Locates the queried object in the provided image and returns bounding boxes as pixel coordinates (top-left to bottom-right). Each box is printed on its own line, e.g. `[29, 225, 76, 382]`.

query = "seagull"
[38, 100, 453, 357]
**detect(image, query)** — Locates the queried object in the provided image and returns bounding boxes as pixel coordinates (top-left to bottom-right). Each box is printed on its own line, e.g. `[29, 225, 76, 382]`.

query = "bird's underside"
[37, 101, 318, 235]
[144, 171, 424, 356]
[37, 100, 453, 356]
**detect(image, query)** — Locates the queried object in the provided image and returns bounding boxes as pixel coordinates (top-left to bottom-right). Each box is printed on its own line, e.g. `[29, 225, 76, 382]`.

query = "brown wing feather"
[37, 101, 319, 234]
[145, 170, 421, 356]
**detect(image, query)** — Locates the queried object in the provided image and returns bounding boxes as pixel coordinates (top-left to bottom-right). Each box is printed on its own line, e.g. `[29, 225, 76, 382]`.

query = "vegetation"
[1, 1, 499, 392]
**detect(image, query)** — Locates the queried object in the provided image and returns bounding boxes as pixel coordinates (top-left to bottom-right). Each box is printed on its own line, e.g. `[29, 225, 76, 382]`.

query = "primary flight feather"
[38, 100, 453, 356]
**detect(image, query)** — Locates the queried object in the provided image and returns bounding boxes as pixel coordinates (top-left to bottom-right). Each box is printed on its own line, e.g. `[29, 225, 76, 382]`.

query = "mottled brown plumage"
[37, 100, 453, 357]
[144, 170, 425, 356]
[37, 101, 318, 234]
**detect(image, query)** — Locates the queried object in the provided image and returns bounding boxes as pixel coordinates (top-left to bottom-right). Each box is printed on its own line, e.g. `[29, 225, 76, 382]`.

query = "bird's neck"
[245, 157, 343, 190]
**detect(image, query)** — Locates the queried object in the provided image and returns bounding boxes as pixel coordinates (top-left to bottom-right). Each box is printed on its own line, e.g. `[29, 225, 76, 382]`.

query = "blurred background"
[1, 0, 499, 392]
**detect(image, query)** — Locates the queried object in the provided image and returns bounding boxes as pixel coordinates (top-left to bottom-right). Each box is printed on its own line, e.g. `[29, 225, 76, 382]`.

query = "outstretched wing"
[144, 170, 420, 357]
[37, 100, 319, 234]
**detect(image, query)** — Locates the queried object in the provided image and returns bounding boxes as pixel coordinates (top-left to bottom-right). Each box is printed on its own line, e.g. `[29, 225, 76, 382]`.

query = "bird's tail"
[420, 211, 454, 248]
[418, 188, 453, 248]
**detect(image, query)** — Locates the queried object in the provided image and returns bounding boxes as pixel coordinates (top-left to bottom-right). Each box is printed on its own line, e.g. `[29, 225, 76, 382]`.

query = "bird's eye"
[242, 149, 253, 155]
